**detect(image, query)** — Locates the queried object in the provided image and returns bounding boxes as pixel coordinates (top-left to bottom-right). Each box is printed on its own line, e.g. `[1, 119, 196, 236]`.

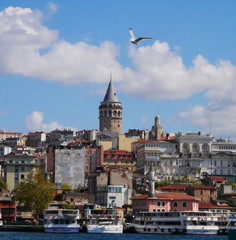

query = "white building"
[107, 184, 132, 208]
[174, 132, 213, 179]
[135, 131, 236, 181]
[135, 139, 178, 177]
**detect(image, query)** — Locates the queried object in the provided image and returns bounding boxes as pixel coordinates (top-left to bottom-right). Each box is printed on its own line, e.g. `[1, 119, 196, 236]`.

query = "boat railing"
[89, 214, 122, 220]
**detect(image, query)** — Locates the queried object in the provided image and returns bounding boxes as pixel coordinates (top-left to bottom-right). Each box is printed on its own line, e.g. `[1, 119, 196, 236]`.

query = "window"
[21, 174, 24, 180]
[183, 202, 187, 208]
[157, 201, 160, 206]
[173, 202, 178, 207]
[162, 202, 165, 206]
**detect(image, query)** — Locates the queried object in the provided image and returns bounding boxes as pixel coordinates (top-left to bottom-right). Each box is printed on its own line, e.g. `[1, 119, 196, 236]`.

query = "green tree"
[60, 183, 72, 189]
[0, 179, 8, 190]
[15, 167, 55, 222]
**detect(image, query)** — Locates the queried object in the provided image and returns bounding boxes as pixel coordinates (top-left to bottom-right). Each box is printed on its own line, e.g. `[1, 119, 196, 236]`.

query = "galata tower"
[99, 75, 122, 133]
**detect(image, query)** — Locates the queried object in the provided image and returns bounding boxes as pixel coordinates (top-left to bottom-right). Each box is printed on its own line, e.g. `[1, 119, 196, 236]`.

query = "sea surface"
[0, 232, 228, 240]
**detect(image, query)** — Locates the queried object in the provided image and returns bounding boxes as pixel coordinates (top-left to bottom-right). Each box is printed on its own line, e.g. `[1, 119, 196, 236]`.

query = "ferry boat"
[183, 211, 236, 235]
[132, 211, 186, 234]
[44, 209, 80, 233]
[86, 208, 123, 234]
[183, 211, 219, 235]
[132, 211, 236, 235]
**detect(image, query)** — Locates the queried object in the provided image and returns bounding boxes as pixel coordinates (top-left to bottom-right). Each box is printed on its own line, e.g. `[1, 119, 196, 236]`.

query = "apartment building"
[4, 153, 46, 191]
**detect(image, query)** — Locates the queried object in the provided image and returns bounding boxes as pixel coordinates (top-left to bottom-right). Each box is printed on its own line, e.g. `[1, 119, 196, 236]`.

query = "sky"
[0, 1, 236, 140]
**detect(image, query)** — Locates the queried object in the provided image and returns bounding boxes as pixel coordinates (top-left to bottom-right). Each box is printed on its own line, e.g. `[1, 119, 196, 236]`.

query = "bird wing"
[129, 28, 136, 40]
[136, 37, 152, 42]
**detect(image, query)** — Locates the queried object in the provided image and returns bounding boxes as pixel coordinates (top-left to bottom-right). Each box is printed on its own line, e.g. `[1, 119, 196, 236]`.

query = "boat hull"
[133, 224, 186, 235]
[44, 225, 80, 233]
[87, 224, 123, 234]
[186, 226, 219, 235]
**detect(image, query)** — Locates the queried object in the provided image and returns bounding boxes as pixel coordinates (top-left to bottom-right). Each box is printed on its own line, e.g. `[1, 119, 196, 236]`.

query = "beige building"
[95, 169, 133, 207]
[114, 134, 139, 152]
[5, 153, 46, 191]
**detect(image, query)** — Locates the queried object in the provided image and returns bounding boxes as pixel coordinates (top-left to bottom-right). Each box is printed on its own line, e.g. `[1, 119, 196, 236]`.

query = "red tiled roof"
[199, 202, 235, 209]
[158, 136, 175, 141]
[68, 140, 88, 145]
[27, 132, 44, 136]
[160, 185, 189, 190]
[0, 132, 22, 135]
[191, 185, 216, 190]
[104, 150, 130, 154]
[209, 176, 226, 181]
[32, 154, 45, 157]
[132, 192, 200, 201]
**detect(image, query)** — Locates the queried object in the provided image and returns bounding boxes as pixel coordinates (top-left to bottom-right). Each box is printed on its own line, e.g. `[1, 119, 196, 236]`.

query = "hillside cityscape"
[1, 77, 236, 227]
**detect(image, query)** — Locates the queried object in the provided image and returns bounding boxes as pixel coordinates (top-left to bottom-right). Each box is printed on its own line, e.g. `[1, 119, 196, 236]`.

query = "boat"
[183, 211, 219, 235]
[86, 208, 123, 234]
[183, 211, 236, 235]
[132, 211, 186, 234]
[43, 209, 80, 233]
[132, 210, 236, 235]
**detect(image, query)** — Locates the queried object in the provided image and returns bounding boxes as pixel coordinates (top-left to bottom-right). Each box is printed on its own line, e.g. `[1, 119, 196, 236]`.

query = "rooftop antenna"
[110, 71, 112, 81]
[210, 120, 212, 134]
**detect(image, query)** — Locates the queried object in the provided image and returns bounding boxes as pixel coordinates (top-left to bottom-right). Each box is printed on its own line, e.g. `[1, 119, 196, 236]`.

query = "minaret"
[99, 74, 123, 133]
[148, 163, 156, 198]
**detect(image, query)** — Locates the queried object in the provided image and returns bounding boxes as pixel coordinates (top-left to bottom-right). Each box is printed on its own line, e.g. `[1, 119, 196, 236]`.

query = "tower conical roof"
[103, 79, 119, 102]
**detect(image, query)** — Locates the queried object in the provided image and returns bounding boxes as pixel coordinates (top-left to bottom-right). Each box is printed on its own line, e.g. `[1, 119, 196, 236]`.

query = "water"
[0, 232, 228, 240]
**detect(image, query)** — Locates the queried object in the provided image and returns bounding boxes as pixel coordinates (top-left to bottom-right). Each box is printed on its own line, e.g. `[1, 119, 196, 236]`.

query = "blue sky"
[0, 1, 236, 140]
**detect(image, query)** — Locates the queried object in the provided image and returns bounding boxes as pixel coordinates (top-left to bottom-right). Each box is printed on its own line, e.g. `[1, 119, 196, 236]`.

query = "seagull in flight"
[129, 28, 152, 45]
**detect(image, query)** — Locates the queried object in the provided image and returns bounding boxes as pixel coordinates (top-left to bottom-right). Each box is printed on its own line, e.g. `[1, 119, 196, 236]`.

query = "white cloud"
[25, 111, 64, 132]
[47, 2, 58, 14]
[180, 105, 236, 140]
[1, 6, 236, 139]
[1, 7, 235, 100]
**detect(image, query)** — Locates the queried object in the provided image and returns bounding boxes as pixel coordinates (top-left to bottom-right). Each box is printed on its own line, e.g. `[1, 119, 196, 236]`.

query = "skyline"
[0, 1, 236, 140]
